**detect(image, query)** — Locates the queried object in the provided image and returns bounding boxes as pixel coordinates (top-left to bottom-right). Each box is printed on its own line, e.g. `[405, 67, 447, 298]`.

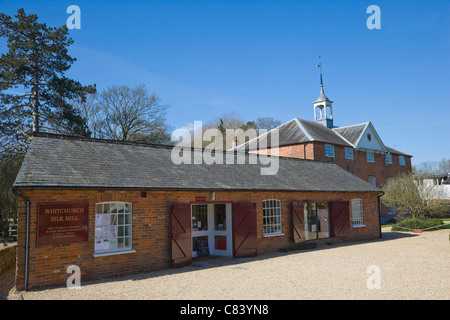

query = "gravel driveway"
[6, 228, 450, 300]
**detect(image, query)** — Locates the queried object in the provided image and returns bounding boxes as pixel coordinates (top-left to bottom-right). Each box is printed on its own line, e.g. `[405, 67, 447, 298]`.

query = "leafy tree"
[0, 152, 23, 240]
[382, 172, 448, 220]
[0, 8, 96, 152]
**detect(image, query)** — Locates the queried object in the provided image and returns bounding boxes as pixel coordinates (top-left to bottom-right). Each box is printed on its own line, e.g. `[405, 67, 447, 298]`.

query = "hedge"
[0, 244, 16, 275]
[391, 218, 444, 232]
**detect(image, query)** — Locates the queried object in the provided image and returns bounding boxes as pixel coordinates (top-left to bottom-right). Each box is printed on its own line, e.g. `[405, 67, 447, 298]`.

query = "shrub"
[391, 218, 444, 232]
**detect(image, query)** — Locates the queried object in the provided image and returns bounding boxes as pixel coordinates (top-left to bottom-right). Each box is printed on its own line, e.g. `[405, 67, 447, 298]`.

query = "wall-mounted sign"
[195, 196, 207, 202]
[37, 202, 89, 246]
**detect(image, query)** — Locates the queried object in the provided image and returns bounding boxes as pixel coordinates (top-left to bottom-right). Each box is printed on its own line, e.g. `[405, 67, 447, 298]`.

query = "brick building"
[13, 133, 382, 290]
[234, 83, 412, 222]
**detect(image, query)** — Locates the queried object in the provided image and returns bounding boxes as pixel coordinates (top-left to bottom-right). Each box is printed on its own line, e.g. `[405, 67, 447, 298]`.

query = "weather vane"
[316, 56, 324, 86]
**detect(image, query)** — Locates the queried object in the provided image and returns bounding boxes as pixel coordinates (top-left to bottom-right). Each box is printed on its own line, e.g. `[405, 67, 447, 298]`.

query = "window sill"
[352, 224, 366, 228]
[93, 249, 136, 258]
[263, 232, 285, 238]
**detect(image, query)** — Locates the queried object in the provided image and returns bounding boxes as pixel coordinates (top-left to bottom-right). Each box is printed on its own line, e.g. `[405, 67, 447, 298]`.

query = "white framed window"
[351, 199, 364, 227]
[368, 176, 376, 186]
[94, 202, 135, 256]
[366, 151, 374, 163]
[385, 153, 392, 164]
[325, 145, 335, 157]
[263, 200, 282, 236]
[345, 148, 354, 160]
[399, 155, 406, 166]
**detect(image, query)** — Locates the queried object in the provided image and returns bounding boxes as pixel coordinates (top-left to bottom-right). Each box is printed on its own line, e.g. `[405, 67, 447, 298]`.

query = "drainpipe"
[11, 188, 31, 292]
[377, 191, 385, 238]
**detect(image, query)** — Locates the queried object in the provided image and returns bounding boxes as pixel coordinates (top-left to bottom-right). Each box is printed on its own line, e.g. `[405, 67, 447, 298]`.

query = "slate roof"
[235, 118, 353, 151]
[332, 123, 368, 146]
[235, 118, 410, 157]
[385, 146, 412, 157]
[13, 134, 381, 193]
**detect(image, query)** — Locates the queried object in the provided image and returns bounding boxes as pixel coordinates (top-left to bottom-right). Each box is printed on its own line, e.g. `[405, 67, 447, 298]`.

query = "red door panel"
[172, 203, 192, 267]
[232, 203, 257, 258]
[330, 201, 350, 236]
[292, 201, 305, 243]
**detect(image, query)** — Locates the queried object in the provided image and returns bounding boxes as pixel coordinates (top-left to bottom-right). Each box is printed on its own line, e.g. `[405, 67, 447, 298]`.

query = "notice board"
[36, 202, 89, 246]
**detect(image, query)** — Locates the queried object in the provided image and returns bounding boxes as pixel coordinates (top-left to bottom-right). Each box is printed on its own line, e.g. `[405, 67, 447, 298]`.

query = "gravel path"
[7, 228, 450, 300]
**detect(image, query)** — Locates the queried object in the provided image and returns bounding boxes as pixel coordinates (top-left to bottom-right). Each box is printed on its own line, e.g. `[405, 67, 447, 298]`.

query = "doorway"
[191, 203, 232, 257]
[303, 201, 330, 240]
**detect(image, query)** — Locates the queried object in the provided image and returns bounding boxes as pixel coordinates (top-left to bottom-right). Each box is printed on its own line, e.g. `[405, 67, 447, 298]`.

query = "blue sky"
[1, 0, 449, 165]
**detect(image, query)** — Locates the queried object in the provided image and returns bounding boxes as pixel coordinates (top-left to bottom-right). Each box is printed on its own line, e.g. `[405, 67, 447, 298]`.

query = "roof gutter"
[11, 187, 31, 291]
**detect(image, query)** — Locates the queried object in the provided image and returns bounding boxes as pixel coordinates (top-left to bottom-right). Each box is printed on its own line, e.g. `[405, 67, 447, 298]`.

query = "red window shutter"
[172, 203, 192, 268]
[232, 202, 257, 258]
[292, 201, 305, 243]
[330, 201, 350, 236]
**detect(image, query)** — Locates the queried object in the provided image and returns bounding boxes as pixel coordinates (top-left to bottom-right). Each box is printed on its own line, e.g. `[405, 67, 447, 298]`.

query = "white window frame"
[262, 199, 283, 237]
[351, 199, 364, 227]
[366, 151, 374, 163]
[385, 153, 392, 164]
[345, 147, 354, 160]
[94, 201, 135, 257]
[325, 145, 335, 158]
[399, 155, 406, 166]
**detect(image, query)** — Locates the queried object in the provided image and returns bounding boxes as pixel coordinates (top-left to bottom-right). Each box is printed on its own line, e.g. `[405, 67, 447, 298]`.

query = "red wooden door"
[292, 201, 305, 243]
[232, 203, 257, 258]
[172, 203, 192, 267]
[330, 201, 350, 236]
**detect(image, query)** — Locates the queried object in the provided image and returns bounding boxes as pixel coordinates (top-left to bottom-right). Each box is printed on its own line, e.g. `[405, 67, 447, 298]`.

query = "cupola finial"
[313, 56, 334, 128]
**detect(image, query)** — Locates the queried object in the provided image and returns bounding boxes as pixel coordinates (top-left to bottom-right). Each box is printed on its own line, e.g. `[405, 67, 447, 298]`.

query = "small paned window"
[351, 199, 364, 226]
[366, 151, 375, 163]
[368, 176, 376, 186]
[263, 200, 282, 236]
[345, 148, 354, 160]
[399, 156, 406, 166]
[325, 145, 335, 158]
[192, 204, 208, 231]
[95, 202, 132, 254]
[385, 153, 392, 164]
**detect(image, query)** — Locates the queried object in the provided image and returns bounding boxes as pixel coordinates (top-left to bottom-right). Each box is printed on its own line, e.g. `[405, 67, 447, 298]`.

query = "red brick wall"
[15, 189, 380, 290]
[250, 142, 412, 217]
[249, 143, 315, 159]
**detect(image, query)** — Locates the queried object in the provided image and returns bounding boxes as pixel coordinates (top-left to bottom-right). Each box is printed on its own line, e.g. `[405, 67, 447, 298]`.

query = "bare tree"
[414, 158, 450, 175]
[189, 113, 282, 150]
[255, 117, 281, 131]
[97, 84, 170, 143]
[72, 92, 104, 138]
